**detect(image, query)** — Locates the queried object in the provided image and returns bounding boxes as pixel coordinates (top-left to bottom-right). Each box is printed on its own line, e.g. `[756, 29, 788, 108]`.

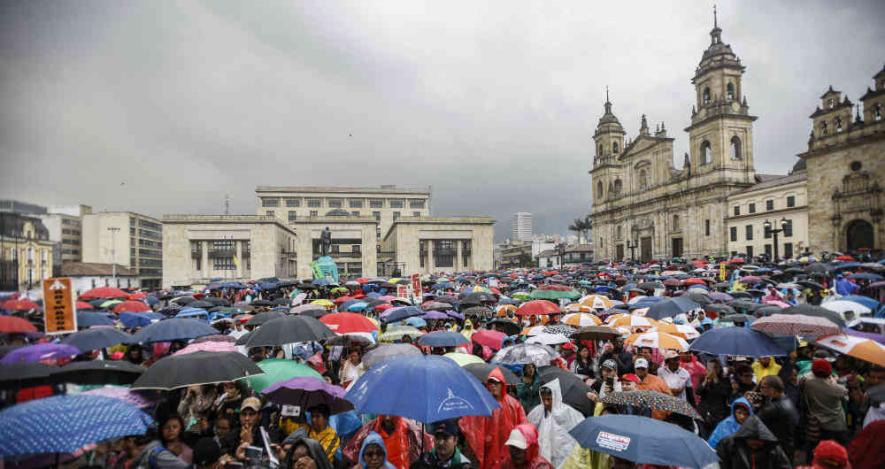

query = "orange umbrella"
[816, 335, 885, 367]
[561, 313, 602, 328]
[625, 331, 689, 351]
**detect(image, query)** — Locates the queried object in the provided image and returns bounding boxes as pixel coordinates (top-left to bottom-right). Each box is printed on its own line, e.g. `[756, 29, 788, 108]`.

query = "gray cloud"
[1, 0, 883, 240]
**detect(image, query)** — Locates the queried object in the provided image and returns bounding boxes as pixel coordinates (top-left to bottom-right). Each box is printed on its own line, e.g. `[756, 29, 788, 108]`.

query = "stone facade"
[161, 215, 297, 289]
[799, 67, 885, 253]
[381, 217, 495, 275]
[0, 213, 54, 291]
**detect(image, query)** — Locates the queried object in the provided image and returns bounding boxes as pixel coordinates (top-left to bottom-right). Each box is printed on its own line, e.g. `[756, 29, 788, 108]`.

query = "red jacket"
[460, 368, 528, 469]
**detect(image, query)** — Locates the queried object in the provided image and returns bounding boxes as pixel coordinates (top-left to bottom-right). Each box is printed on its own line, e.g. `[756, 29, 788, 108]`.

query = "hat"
[241, 396, 261, 412]
[621, 373, 641, 384]
[561, 342, 576, 351]
[634, 358, 649, 369]
[812, 358, 833, 377]
[601, 359, 618, 371]
[663, 350, 679, 361]
[487, 376, 503, 384]
[192, 437, 222, 466]
[430, 419, 459, 437]
[812, 440, 849, 468]
[505, 427, 528, 449]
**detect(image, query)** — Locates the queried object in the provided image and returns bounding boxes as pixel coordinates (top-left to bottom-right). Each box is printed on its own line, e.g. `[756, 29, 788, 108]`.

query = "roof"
[255, 185, 430, 196]
[161, 215, 296, 234]
[537, 249, 558, 258]
[565, 244, 594, 253]
[61, 262, 136, 277]
[734, 172, 808, 195]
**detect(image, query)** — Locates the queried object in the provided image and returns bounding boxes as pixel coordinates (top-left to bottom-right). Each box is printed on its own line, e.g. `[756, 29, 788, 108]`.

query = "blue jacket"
[708, 397, 753, 449]
[358, 432, 396, 469]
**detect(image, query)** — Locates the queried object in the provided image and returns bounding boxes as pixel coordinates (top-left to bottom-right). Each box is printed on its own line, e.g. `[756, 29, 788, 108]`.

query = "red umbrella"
[835, 255, 855, 262]
[729, 258, 746, 264]
[333, 296, 354, 305]
[663, 279, 682, 287]
[516, 300, 560, 316]
[79, 287, 128, 300]
[739, 276, 763, 284]
[112, 300, 151, 313]
[375, 304, 394, 312]
[76, 301, 96, 310]
[0, 316, 37, 333]
[684, 278, 707, 286]
[1, 299, 40, 311]
[127, 292, 147, 300]
[472, 329, 506, 351]
[355, 278, 370, 284]
[320, 312, 378, 334]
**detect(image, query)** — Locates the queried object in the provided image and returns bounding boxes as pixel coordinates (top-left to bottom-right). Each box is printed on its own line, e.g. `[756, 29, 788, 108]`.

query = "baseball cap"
[241, 396, 261, 412]
[621, 373, 641, 384]
[634, 358, 649, 369]
[601, 359, 618, 371]
[663, 350, 679, 361]
[505, 427, 528, 449]
[431, 419, 459, 437]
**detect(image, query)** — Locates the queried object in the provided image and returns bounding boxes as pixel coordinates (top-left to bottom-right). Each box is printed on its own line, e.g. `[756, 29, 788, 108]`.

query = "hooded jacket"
[344, 416, 433, 469]
[490, 424, 554, 469]
[526, 379, 584, 468]
[358, 432, 397, 469]
[459, 367, 527, 469]
[284, 429, 334, 469]
[716, 416, 791, 469]
[708, 397, 753, 448]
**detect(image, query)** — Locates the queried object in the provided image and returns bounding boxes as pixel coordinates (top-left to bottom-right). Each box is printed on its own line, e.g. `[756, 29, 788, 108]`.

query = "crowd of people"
[0, 253, 883, 469]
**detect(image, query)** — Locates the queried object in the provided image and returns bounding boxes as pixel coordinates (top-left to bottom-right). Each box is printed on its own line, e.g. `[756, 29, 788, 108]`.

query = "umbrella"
[815, 335, 885, 367]
[263, 377, 353, 414]
[464, 363, 520, 385]
[112, 300, 151, 314]
[405, 317, 428, 328]
[248, 359, 322, 393]
[173, 341, 237, 355]
[423, 301, 453, 311]
[493, 343, 558, 367]
[0, 394, 153, 458]
[751, 314, 841, 340]
[62, 328, 132, 352]
[246, 311, 287, 326]
[601, 391, 702, 420]
[645, 297, 701, 320]
[460, 292, 497, 304]
[344, 355, 499, 423]
[689, 327, 786, 357]
[461, 306, 493, 317]
[526, 333, 569, 346]
[649, 323, 701, 340]
[606, 314, 659, 330]
[290, 304, 329, 317]
[561, 313, 602, 328]
[782, 305, 846, 327]
[128, 318, 217, 343]
[572, 326, 621, 341]
[418, 331, 470, 347]
[79, 287, 129, 300]
[471, 329, 507, 351]
[569, 414, 717, 469]
[720, 313, 755, 324]
[821, 300, 872, 317]
[421, 310, 449, 321]
[516, 300, 560, 316]
[625, 331, 689, 351]
[579, 295, 615, 309]
[119, 312, 163, 329]
[487, 319, 521, 336]
[1, 299, 40, 311]
[82, 385, 156, 409]
[244, 316, 336, 347]
[132, 351, 263, 390]
[379, 326, 424, 343]
[0, 343, 80, 364]
[0, 362, 54, 389]
[836, 295, 880, 311]
[0, 316, 37, 334]
[537, 366, 595, 415]
[77, 312, 116, 328]
[192, 334, 237, 344]
[443, 352, 485, 367]
[363, 344, 424, 368]
[381, 306, 424, 323]
[50, 360, 145, 385]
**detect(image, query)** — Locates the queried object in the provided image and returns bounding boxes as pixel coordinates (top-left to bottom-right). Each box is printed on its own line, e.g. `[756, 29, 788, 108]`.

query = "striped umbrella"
[579, 295, 615, 310]
[625, 331, 689, 352]
[751, 314, 841, 340]
[650, 323, 701, 340]
[563, 303, 594, 313]
[606, 314, 660, 330]
[561, 313, 602, 328]
[815, 335, 885, 367]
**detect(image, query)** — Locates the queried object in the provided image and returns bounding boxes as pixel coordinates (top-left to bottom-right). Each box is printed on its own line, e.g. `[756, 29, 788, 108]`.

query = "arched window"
[598, 144, 603, 155]
[726, 83, 735, 101]
[835, 117, 843, 132]
[616, 225, 622, 239]
[703, 87, 711, 105]
[730, 136, 742, 160]
[827, 98, 834, 109]
[639, 169, 648, 189]
[700, 140, 712, 165]
[596, 181, 603, 199]
[875, 103, 882, 121]
[613, 179, 623, 194]
[820, 121, 828, 136]
[673, 214, 680, 230]
[613, 141, 619, 153]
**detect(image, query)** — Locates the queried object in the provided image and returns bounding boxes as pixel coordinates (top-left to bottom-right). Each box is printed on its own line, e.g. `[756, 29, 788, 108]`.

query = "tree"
[569, 215, 593, 243]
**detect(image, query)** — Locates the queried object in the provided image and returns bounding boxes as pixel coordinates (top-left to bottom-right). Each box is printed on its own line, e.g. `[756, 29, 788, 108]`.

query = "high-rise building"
[81, 212, 163, 289]
[512, 212, 533, 241]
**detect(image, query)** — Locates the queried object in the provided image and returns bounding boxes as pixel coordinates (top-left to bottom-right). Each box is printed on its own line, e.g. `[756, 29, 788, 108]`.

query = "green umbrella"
[512, 292, 531, 300]
[99, 299, 123, 309]
[248, 359, 321, 393]
[530, 289, 581, 300]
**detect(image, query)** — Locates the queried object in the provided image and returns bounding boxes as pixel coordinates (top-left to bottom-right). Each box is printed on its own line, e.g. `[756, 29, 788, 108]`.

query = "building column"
[426, 240, 434, 274]
[456, 240, 463, 271]
[236, 240, 243, 279]
[201, 241, 209, 282]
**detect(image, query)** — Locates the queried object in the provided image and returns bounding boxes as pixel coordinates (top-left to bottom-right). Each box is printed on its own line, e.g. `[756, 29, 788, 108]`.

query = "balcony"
[208, 249, 236, 258]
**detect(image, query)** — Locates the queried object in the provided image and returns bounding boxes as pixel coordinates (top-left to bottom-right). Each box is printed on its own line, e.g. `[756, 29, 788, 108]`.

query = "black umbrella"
[487, 319, 521, 336]
[51, 360, 145, 385]
[246, 311, 288, 327]
[721, 314, 755, 324]
[187, 300, 215, 309]
[572, 326, 621, 341]
[729, 300, 761, 313]
[62, 328, 132, 353]
[782, 305, 846, 327]
[244, 316, 336, 347]
[754, 305, 783, 317]
[204, 297, 230, 306]
[805, 263, 831, 273]
[705, 304, 735, 316]
[601, 391, 702, 420]
[460, 292, 496, 304]
[797, 280, 824, 290]
[435, 295, 460, 306]
[646, 297, 701, 320]
[131, 351, 263, 390]
[128, 318, 217, 344]
[462, 306, 493, 317]
[271, 298, 291, 306]
[0, 363, 53, 389]
[537, 366, 594, 416]
[235, 331, 253, 346]
[464, 363, 520, 385]
[637, 282, 663, 291]
[251, 299, 275, 307]
[173, 296, 196, 305]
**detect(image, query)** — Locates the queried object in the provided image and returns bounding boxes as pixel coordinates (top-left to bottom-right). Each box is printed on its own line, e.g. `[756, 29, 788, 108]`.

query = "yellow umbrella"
[443, 352, 485, 366]
[496, 304, 517, 317]
[605, 314, 660, 331]
[579, 294, 615, 309]
[564, 303, 594, 313]
[311, 299, 334, 308]
[816, 335, 885, 367]
[561, 313, 602, 328]
[625, 331, 689, 351]
[650, 323, 700, 340]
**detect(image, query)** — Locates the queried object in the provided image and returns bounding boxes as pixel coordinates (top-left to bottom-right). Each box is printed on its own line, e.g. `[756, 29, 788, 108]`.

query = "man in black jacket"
[757, 375, 799, 464]
[716, 416, 791, 469]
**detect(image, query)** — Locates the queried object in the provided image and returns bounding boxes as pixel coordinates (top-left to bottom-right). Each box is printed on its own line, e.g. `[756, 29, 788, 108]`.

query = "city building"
[512, 212, 534, 241]
[0, 212, 54, 291]
[161, 215, 297, 289]
[798, 67, 885, 253]
[291, 214, 377, 279]
[38, 205, 93, 270]
[538, 244, 594, 269]
[81, 212, 163, 289]
[60, 262, 139, 294]
[380, 216, 495, 276]
[0, 200, 47, 216]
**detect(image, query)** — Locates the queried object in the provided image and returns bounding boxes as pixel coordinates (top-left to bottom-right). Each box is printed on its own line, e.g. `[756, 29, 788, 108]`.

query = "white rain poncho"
[526, 378, 584, 468]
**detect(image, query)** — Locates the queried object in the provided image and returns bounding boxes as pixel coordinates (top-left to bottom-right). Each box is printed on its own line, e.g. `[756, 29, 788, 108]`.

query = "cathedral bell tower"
[590, 88, 626, 204]
[684, 8, 756, 184]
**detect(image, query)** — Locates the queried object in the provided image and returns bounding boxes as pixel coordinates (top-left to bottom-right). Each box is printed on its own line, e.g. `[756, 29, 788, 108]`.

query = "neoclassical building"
[591, 18, 759, 261]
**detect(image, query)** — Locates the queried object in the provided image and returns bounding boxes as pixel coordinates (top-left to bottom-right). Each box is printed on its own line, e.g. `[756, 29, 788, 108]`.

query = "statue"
[320, 227, 332, 257]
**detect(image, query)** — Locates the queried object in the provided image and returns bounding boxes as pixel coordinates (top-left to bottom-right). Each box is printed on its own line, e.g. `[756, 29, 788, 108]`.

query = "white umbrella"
[526, 333, 569, 346]
[821, 300, 872, 317]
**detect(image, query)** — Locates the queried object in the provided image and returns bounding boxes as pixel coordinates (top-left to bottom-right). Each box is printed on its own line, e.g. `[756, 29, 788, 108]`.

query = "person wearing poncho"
[491, 424, 553, 469]
[708, 397, 753, 448]
[526, 378, 583, 468]
[460, 367, 527, 469]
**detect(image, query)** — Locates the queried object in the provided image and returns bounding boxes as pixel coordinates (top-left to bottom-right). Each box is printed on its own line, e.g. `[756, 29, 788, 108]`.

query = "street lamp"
[627, 240, 638, 262]
[763, 218, 788, 262]
[107, 227, 120, 284]
[557, 243, 566, 269]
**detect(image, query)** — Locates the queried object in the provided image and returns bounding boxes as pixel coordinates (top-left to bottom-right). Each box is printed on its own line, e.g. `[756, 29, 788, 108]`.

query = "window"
[262, 198, 279, 207]
[213, 257, 235, 270]
[734, 206, 740, 216]
[433, 240, 456, 268]
[393, 212, 400, 221]
[307, 199, 321, 208]
[369, 199, 384, 208]
[349, 199, 363, 208]
[730, 136, 741, 160]
[673, 215, 680, 230]
[705, 219, 711, 236]
[783, 219, 793, 237]
[351, 211, 360, 216]
[413, 211, 421, 217]
[616, 226, 623, 239]
[352, 244, 361, 255]
[613, 141, 619, 153]
[372, 211, 381, 220]
[703, 87, 711, 104]
[266, 210, 274, 217]
[764, 244, 772, 258]
[639, 169, 648, 189]
[827, 98, 834, 109]
[786, 196, 795, 208]
[328, 199, 343, 208]
[613, 179, 623, 194]
[309, 210, 318, 217]
[835, 117, 843, 132]
[288, 211, 297, 222]
[764, 225, 772, 239]
[730, 226, 737, 241]
[875, 103, 882, 121]
[596, 181, 604, 199]
[766, 199, 774, 211]
[285, 198, 300, 207]
[700, 141, 712, 165]
[726, 83, 735, 101]
[409, 200, 425, 209]
[745, 225, 753, 240]
[784, 243, 793, 259]
[749, 203, 756, 214]
[746, 246, 754, 258]
[598, 144, 603, 155]
[389, 199, 404, 209]
[820, 121, 828, 136]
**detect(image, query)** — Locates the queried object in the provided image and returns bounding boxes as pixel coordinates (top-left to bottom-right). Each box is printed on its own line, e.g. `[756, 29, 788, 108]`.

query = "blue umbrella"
[570, 414, 717, 469]
[405, 317, 428, 328]
[417, 331, 470, 347]
[119, 312, 163, 329]
[128, 318, 217, 343]
[381, 306, 424, 323]
[689, 327, 786, 357]
[175, 307, 209, 320]
[76, 312, 115, 328]
[838, 295, 879, 310]
[344, 355, 498, 423]
[0, 343, 80, 364]
[645, 297, 701, 320]
[0, 394, 153, 457]
[62, 328, 132, 352]
[346, 302, 369, 312]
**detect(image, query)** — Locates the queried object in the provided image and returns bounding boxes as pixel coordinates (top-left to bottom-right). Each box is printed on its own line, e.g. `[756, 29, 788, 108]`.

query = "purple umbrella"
[421, 310, 449, 320]
[444, 310, 465, 321]
[844, 328, 885, 345]
[0, 343, 80, 364]
[262, 377, 353, 414]
[708, 292, 734, 302]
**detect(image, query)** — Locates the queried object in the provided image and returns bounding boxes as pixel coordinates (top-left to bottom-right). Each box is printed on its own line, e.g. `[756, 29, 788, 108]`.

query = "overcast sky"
[2, 0, 883, 240]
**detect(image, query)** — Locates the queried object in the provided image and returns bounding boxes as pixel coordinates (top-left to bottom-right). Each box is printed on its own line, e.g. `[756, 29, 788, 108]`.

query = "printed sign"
[43, 277, 76, 334]
[411, 274, 421, 298]
[719, 262, 727, 281]
[596, 431, 631, 452]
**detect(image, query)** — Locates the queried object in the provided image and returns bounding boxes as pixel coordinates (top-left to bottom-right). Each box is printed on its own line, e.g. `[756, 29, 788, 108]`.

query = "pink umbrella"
[762, 300, 791, 309]
[83, 385, 156, 409]
[173, 341, 237, 356]
[472, 329, 506, 351]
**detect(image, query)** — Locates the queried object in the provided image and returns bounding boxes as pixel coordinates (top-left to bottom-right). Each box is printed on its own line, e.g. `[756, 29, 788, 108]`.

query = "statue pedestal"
[311, 256, 339, 283]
